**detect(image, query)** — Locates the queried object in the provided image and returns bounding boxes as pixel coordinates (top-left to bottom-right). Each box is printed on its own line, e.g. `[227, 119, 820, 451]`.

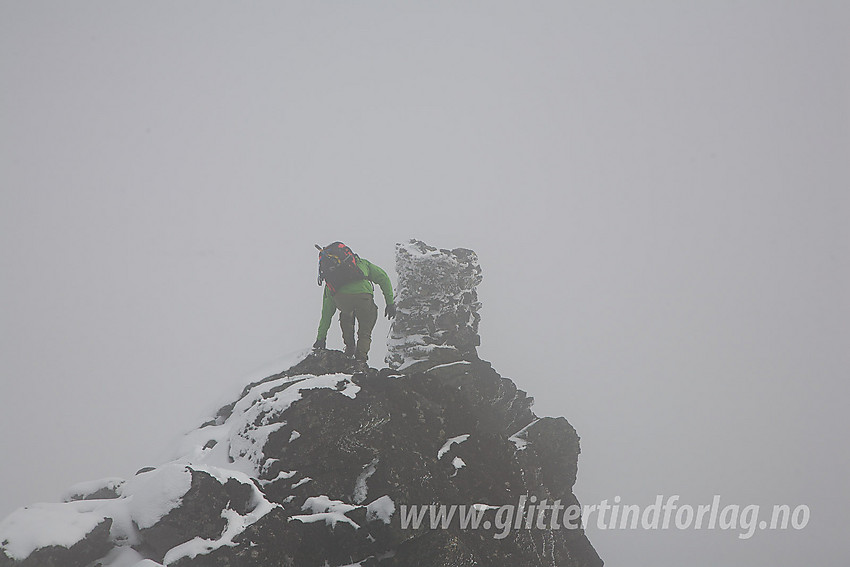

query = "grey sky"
[1, 1, 848, 565]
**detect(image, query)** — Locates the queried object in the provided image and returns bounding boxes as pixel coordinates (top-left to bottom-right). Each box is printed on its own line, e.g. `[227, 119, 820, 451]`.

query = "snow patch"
[353, 459, 378, 504]
[260, 458, 279, 474]
[366, 495, 395, 524]
[163, 499, 277, 565]
[161, 464, 278, 565]
[425, 360, 472, 373]
[95, 545, 152, 567]
[290, 496, 359, 529]
[123, 464, 192, 530]
[0, 494, 146, 562]
[509, 419, 541, 451]
[437, 434, 470, 459]
[0, 501, 110, 560]
[174, 373, 360, 477]
[0, 462, 279, 564]
[291, 477, 312, 489]
[258, 470, 297, 487]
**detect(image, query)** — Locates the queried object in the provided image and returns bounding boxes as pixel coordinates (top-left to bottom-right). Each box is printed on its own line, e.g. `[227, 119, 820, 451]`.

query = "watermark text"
[399, 495, 810, 540]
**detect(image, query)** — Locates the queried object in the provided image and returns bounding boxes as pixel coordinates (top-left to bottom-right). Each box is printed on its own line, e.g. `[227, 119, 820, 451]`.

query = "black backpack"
[316, 242, 366, 294]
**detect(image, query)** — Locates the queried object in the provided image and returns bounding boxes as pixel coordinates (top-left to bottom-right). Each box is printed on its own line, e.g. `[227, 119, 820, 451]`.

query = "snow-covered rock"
[0, 240, 601, 567]
[386, 239, 483, 371]
[0, 501, 112, 563]
[63, 477, 126, 502]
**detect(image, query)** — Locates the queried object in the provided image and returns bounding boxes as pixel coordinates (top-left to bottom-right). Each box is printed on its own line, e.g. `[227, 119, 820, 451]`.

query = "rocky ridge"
[0, 240, 602, 567]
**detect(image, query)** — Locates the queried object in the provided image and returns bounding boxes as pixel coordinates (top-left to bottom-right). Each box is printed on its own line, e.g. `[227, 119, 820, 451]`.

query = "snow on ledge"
[122, 463, 192, 530]
[0, 501, 110, 560]
[289, 494, 396, 529]
[366, 495, 395, 524]
[353, 459, 378, 504]
[437, 434, 470, 459]
[290, 496, 359, 529]
[174, 372, 361, 477]
[161, 464, 280, 565]
[509, 418, 541, 451]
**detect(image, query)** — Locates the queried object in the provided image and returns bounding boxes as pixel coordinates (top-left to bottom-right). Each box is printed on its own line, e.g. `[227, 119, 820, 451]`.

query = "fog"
[1, 2, 848, 565]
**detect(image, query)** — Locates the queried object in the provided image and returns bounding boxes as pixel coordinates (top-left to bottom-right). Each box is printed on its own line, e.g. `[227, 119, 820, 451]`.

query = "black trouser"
[333, 292, 378, 358]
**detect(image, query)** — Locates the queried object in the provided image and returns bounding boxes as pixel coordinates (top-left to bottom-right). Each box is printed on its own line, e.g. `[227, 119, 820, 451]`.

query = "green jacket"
[316, 257, 394, 340]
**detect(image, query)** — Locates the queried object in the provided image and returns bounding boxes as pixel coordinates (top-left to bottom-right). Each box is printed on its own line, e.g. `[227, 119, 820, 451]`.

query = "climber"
[312, 242, 395, 368]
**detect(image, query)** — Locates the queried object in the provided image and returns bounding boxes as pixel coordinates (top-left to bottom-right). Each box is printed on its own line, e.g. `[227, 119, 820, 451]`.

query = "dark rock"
[391, 531, 477, 567]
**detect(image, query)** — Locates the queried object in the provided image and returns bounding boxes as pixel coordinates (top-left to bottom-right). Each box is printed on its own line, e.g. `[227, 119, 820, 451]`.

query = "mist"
[1, 2, 848, 565]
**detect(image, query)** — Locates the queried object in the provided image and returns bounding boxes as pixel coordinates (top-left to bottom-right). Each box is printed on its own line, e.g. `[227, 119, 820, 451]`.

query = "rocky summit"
[0, 240, 602, 567]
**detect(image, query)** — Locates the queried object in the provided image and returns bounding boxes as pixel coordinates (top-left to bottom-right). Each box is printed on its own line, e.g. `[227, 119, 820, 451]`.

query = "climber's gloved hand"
[312, 338, 326, 350]
[385, 303, 396, 319]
